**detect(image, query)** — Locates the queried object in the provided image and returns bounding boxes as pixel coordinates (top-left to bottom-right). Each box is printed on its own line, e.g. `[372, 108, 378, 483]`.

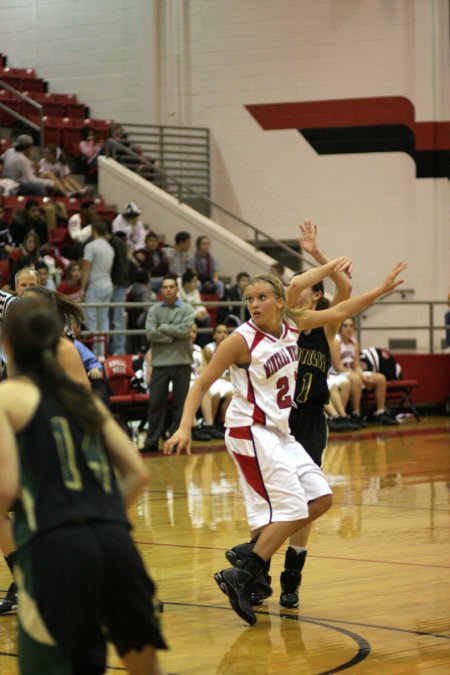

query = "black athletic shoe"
[214, 567, 257, 626]
[225, 538, 272, 606]
[225, 540, 254, 567]
[0, 582, 17, 615]
[203, 425, 225, 439]
[373, 411, 398, 426]
[250, 572, 273, 606]
[351, 413, 368, 428]
[279, 548, 307, 609]
[140, 442, 159, 453]
[192, 427, 213, 441]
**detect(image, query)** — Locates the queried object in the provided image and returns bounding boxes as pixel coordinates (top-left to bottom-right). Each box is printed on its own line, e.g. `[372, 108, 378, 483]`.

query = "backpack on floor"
[359, 347, 402, 381]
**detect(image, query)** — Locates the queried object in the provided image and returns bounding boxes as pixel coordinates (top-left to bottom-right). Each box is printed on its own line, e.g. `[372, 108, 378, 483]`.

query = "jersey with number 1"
[225, 319, 299, 434]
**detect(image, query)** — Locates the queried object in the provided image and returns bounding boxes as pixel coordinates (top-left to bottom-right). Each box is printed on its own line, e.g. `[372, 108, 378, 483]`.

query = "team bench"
[103, 355, 149, 432]
[362, 379, 420, 420]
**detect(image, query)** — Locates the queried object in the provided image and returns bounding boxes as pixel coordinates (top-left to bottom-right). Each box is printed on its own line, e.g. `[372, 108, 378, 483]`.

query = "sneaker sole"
[279, 598, 299, 609]
[214, 572, 257, 626]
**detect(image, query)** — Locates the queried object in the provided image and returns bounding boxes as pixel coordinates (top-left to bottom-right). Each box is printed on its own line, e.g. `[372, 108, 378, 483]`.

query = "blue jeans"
[85, 285, 113, 357]
[109, 286, 127, 355]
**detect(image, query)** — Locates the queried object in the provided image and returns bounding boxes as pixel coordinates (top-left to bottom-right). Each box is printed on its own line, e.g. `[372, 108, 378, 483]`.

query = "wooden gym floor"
[0, 416, 449, 674]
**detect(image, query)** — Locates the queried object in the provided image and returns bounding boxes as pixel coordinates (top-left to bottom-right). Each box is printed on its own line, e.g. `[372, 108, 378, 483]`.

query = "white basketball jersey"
[191, 344, 203, 379]
[225, 319, 299, 434]
[329, 333, 357, 374]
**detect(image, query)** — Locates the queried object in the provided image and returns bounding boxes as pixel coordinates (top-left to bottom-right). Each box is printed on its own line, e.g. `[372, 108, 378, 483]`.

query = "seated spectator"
[133, 232, 168, 292]
[0, 205, 14, 259]
[179, 270, 210, 346]
[9, 230, 42, 288]
[35, 260, 56, 291]
[10, 198, 49, 246]
[112, 202, 148, 253]
[330, 317, 398, 426]
[57, 260, 82, 303]
[0, 134, 54, 196]
[79, 128, 104, 168]
[189, 235, 224, 295]
[163, 231, 192, 277]
[189, 323, 224, 440]
[218, 271, 250, 325]
[14, 266, 39, 295]
[126, 268, 156, 354]
[74, 338, 111, 406]
[202, 323, 233, 425]
[68, 199, 98, 245]
[38, 143, 89, 197]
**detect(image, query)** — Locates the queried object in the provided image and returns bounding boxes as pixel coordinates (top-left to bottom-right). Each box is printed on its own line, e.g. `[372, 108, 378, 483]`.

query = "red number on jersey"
[276, 376, 292, 409]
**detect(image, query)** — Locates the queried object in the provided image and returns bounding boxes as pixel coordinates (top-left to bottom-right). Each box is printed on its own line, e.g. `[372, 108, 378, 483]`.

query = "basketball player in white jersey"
[164, 258, 407, 625]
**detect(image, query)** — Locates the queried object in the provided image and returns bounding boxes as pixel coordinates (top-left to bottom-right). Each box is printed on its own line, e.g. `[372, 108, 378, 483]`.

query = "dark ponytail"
[4, 297, 104, 435]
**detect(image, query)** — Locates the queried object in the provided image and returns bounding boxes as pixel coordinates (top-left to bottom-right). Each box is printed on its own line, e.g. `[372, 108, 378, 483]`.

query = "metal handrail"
[80, 299, 449, 354]
[106, 138, 315, 271]
[0, 79, 43, 148]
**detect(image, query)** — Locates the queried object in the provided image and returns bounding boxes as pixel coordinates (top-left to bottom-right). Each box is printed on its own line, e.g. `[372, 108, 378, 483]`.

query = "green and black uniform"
[289, 327, 331, 467]
[13, 391, 166, 675]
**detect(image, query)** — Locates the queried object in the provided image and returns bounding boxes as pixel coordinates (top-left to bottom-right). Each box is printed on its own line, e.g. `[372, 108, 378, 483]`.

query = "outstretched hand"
[332, 256, 353, 279]
[380, 262, 408, 295]
[163, 428, 192, 456]
[297, 220, 318, 254]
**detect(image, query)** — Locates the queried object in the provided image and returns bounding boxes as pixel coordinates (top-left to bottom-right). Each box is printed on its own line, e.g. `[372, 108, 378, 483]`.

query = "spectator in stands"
[202, 323, 233, 425]
[80, 221, 114, 357]
[219, 271, 250, 325]
[126, 268, 156, 354]
[10, 198, 49, 246]
[179, 269, 210, 347]
[57, 260, 82, 303]
[74, 338, 111, 406]
[14, 267, 39, 295]
[141, 274, 195, 453]
[163, 231, 192, 277]
[0, 135, 54, 196]
[133, 232, 168, 292]
[68, 199, 98, 245]
[189, 323, 225, 440]
[9, 230, 41, 288]
[0, 206, 14, 259]
[112, 202, 148, 253]
[38, 143, 89, 197]
[189, 235, 224, 295]
[330, 317, 398, 425]
[105, 224, 132, 355]
[35, 260, 56, 291]
[79, 128, 104, 168]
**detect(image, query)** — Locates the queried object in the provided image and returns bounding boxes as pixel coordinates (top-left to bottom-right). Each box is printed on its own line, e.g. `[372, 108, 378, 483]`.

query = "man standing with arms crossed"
[141, 274, 195, 453]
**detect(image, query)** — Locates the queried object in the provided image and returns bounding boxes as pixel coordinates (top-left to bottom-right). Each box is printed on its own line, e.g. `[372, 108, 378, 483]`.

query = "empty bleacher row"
[0, 54, 113, 154]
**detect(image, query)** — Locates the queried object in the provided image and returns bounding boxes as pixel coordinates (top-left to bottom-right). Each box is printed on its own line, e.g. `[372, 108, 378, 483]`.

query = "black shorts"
[289, 406, 328, 467]
[16, 521, 167, 675]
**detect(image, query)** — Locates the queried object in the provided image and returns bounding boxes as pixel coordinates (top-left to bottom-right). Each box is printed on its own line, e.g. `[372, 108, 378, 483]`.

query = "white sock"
[375, 409, 385, 415]
[289, 545, 306, 554]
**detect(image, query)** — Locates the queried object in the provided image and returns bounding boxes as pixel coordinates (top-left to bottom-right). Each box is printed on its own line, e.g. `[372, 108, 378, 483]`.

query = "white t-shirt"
[83, 237, 114, 289]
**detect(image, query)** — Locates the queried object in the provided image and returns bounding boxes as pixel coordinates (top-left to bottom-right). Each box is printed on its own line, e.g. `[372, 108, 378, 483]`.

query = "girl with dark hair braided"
[0, 296, 166, 674]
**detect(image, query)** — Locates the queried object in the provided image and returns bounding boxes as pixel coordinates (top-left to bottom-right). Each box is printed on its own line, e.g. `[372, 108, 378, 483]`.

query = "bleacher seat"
[0, 259, 10, 288]
[61, 117, 88, 154]
[103, 355, 149, 431]
[201, 294, 221, 327]
[0, 89, 21, 125]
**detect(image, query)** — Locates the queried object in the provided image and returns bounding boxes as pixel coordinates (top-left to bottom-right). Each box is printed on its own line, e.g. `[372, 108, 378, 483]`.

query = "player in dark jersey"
[0, 295, 166, 674]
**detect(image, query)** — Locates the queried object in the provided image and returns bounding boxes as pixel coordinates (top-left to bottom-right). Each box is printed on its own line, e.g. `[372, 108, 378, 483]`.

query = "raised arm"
[164, 333, 246, 456]
[297, 220, 352, 304]
[286, 256, 352, 309]
[293, 262, 407, 331]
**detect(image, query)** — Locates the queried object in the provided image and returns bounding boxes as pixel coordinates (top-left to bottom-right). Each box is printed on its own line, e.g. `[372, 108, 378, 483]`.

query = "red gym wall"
[395, 354, 450, 406]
